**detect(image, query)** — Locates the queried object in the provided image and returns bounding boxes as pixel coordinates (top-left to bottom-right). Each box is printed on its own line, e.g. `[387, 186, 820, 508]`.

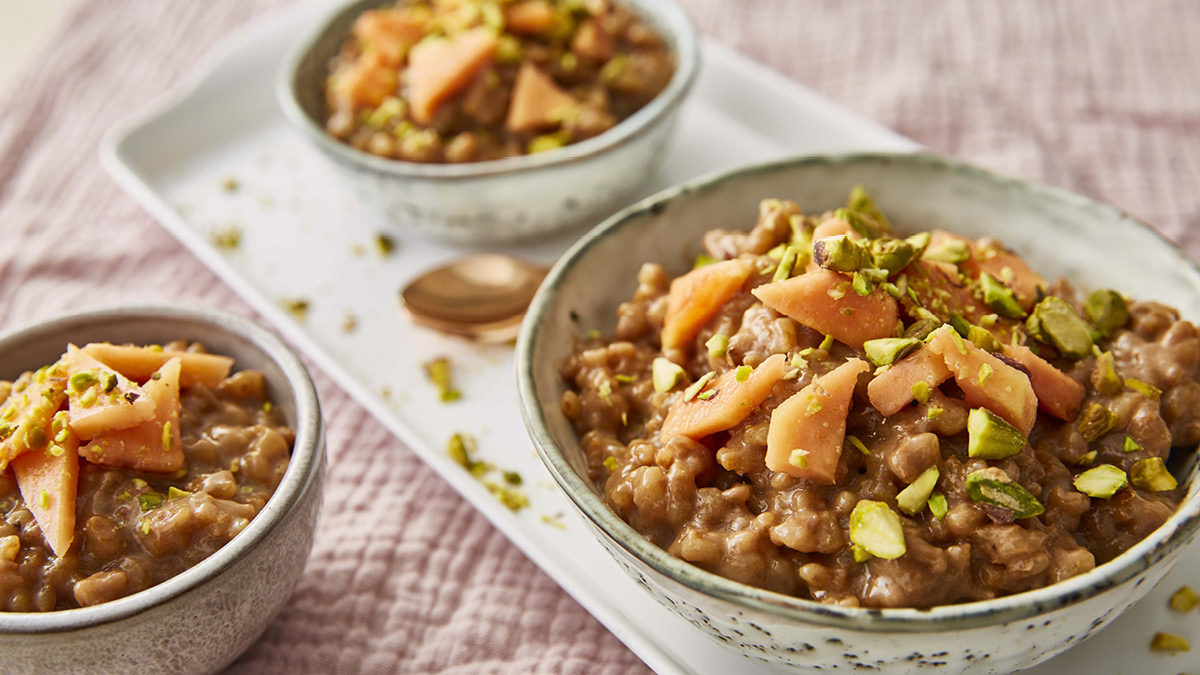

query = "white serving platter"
[100, 2, 1200, 673]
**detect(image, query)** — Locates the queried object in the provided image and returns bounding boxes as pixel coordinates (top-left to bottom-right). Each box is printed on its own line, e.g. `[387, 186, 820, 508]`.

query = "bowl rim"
[0, 304, 323, 632]
[517, 151, 1200, 633]
[275, 0, 701, 180]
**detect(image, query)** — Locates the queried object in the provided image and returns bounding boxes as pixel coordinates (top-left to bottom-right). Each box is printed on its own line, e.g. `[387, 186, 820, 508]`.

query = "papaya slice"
[660, 354, 788, 441]
[65, 346, 155, 441]
[331, 60, 398, 109]
[1003, 344, 1086, 421]
[926, 231, 1045, 312]
[504, 0, 556, 34]
[926, 327, 1036, 435]
[752, 268, 899, 349]
[506, 62, 578, 133]
[0, 367, 67, 471]
[867, 345, 953, 416]
[351, 8, 429, 66]
[12, 414, 79, 557]
[661, 259, 753, 357]
[83, 343, 233, 389]
[766, 358, 869, 483]
[408, 27, 498, 125]
[79, 357, 184, 474]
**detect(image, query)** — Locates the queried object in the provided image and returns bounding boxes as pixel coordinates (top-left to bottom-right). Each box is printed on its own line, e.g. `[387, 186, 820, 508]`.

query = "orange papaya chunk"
[83, 343, 232, 389]
[12, 414, 79, 557]
[752, 268, 899, 349]
[0, 367, 67, 471]
[660, 354, 788, 441]
[65, 346, 155, 441]
[504, 0, 556, 34]
[506, 62, 579, 133]
[927, 231, 1045, 312]
[352, 8, 428, 66]
[408, 27, 498, 125]
[867, 345, 953, 416]
[766, 358, 869, 483]
[926, 327, 1036, 435]
[331, 60, 398, 109]
[662, 259, 753, 357]
[79, 357, 184, 474]
[1003, 344, 1085, 421]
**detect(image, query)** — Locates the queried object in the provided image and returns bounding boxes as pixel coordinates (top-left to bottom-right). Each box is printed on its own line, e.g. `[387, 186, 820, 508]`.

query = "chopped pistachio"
[806, 396, 823, 416]
[167, 486, 191, 501]
[767, 243, 787, 260]
[597, 380, 612, 404]
[1125, 378, 1162, 399]
[1077, 403, 1116, 443]
[926, 406, 944, 420]
[485, 482, 529, 512]
[979, 313, 999, 327]
[904, 318, 941, 341]
[527, 131, 570, 154]
[948, 328, 969, 356]
[1073, 464, 1128, 499]
[851, 271, 873, 297]
[423, 357, 462, 402]
[835, 208, 886, 240]
[772, 245, 803, 282]
[967, 408, 1026, 459]
[927, 492, 949, 520]
[923, 240, 971, 265]
[1026, 297, 1094, 358]
[603, 456, 618, 471]
[845, 184, 892, 233]
[68, 370, 99, 392]
[652, 358, 686, 393]
[980, 273, 1026, 319]
[911, 381, 933, 404]
[137, 492, 165, 512]
[967, 325, 1002, 353]
[863, 338, 919, 368]
[696, 388, 717, 401]
[375, 233, 396, 257]
[881, 281, 902, 299]
[161, 421, 173, 452]
[819, 334, 835, 352]
[1130, 457, 1178, 492]
[495, 34, 524, 64]
[36, 490, 49, 509]
[838, 435, 868, 457]
[681, 371, 715, 402]
[1085, 289, 1130, 337]
[1170, 586, 1200, 613]
[281, 297, 310, 321]
[117, 491, 131, 501]
[897, 467, 940, 516]
[706, 334, 729, 359]
[871, 238, 922, 276]
[735, 365, 752, 382]
[1093, 351, 1124, 396]
[977, 363, 995, 386]
[1123, 436, 1142, 453]
[849, 500, 906, 560]
[614, 374, 634, 384]
[964, 469, 1044, 519]
[788, 449, 809, 469]
[211, 225, 242, 251]
[1150, 632, 1190, 653]
[812, 235, 872, 272]
[1075, 450, 1098, 465]
[851, 543, 873, 563]
[693, 253, 716, 269]
[503, 471, 522, 486]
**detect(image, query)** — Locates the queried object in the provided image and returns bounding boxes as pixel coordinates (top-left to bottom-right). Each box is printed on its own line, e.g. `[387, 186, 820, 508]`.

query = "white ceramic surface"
[277, 0, 700, 244]
[517, 153, 1200, 674]
[97, 2, 1200, 672]
[0, 305, 324, 675]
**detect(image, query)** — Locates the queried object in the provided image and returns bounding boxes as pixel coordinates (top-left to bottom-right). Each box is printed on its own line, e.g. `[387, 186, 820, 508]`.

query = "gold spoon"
[399, 253, 548, 344]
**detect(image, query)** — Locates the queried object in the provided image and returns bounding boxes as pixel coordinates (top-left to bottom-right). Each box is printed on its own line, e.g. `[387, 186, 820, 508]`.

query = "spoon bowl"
[400, 254, 547, 343]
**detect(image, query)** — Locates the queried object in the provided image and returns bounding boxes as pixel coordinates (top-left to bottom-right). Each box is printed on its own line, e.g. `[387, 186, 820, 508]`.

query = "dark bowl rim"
[516, 151, 1200, 633]
[275, 0, 701, 180]
[0, 304, 323, 633]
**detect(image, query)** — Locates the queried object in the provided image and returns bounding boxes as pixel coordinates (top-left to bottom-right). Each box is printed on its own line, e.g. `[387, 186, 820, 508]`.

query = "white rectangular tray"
[101, 2, 1200, 672]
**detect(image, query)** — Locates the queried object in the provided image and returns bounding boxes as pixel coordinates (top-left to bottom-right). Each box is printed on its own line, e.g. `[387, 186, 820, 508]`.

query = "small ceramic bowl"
[517, 153, 1200, 674]
[277, 0, 700, 245]
[0, 305, 324, 675]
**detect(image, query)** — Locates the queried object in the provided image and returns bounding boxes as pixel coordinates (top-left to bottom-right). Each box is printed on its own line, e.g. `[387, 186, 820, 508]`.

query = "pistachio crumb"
[423, 357, 462, 402]
[847, 435, 871, 456]
[1150, 632, 1190, 653]
[1170, 586, 1199, 613]
[603, 456, 618, 471]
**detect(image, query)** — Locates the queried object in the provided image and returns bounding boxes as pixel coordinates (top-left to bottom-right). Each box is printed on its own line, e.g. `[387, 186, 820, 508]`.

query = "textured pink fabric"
[0, 1, 1196, 673]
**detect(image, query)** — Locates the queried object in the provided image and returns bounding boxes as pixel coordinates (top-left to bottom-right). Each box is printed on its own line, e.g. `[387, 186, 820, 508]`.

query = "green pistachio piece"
[137, 492, 164, 512]
[788, 449, 809, 469]
[167, 486, 191, 501]
[1026, 297, 1094, 358]
[870, 239, 921, 276]
[896, 467, 941, 516]
[849, 500, 906, 560]
[845, 184, 892, 234]
[927, 491, 949, 519]
[905, 231, 931, 254]
[681, 371, 715, 402]
[834, 208, 886, 240]
[1150, 632, 1190, 652]
[967, 325, 1003, 353]
[851, 271, 873, 296]
[923, 239, 971, 265]
[967, 408, 1027, 459]
[1125, 378, 1162, 399]
[964, 470, 1044, 519]
[1077, 403, 1116, 443]
[1170, 586, 1200, 613]
[735, 365, 752, 382]
[1073, 464, 1128, 498]
[1092, 351, 1123, 396]
[693, 253, 716, 269]
[1130, 457, 1178, 492]
[773, 245, 803, 282]
[706, 334, 729, 358]
[862, 337, 919, 368]
[847, 435, 871, 456]
[527, 131, 570, 154]
[980, 273, 1027, 319]
[903, 318, 941, 341]
[651, 358, 685, 393]
[812, 235, 872, 272]
[948, 313, 972, 338]
[68, 370, 99, 392]
[1085, 289, 1130, 337]
[1123, 435, 1142, 453]
[911, 381, 933, 404]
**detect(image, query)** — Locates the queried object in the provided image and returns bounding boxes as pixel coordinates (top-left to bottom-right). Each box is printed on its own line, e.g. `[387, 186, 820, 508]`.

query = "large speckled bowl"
[277, 0, 699, 245]
[0, 306, 324, 675]
[517, 153, 1200, 674]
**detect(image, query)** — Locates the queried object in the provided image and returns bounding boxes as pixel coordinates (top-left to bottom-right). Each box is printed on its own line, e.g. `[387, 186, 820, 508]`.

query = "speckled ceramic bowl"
[0, 305, 324, 675]
[277, 0, 699, 245]
[517, 153, 1200, 674]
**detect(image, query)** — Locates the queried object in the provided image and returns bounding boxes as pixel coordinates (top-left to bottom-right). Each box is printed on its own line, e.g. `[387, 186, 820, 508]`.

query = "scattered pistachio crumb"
[1150, 632, 1190, 652]
[614, 374, 634, 384]
[819, 334, 835, 351]
[281, 297, 310, 321]
[342, 313, 358, 333]
[540, 514, 566, 530]
[485, 482, 529, 512]
[262, 401, 273, 413]
[220, 177, 240, 192]
[598, 380, 613, 404]
[978, 363, 994, 386]
[423, 356, 462, 402]
[140, 520, 151, 535]
[926, 406, 944, 420]
[212, 225, 243, 251]
[375, 233, 397, 257]
[735, 365, 753, 382]
[1171, 586, 1200, 613]
[847, 435, 871, 456]
[788, 449, 809, 469]
[503, 471, 522, 486]
[1124, 435, 1142, 453]
[603, 456, 618, 471]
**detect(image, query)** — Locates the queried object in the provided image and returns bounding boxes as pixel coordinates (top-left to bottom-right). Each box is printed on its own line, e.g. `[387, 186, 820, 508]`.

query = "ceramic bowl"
[0, 305, 324, 675]
[516, 153, 1200, 674]
[277, 0, 700, 245]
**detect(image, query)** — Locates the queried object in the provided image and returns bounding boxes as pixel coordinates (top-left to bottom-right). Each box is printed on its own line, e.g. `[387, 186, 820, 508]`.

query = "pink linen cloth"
[0, 1, 1196, 673]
